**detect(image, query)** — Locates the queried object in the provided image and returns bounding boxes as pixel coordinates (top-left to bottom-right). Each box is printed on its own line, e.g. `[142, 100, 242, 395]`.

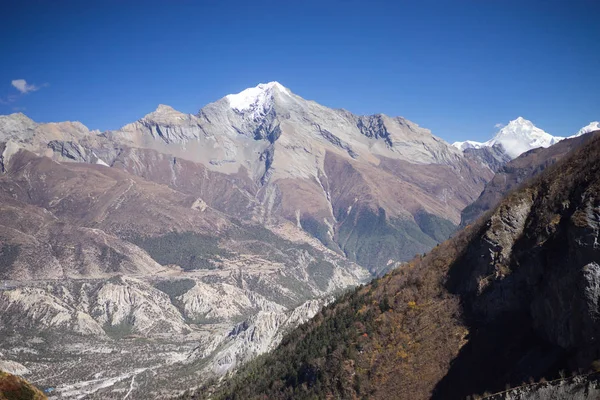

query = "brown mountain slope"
[189, 129, 600, 399]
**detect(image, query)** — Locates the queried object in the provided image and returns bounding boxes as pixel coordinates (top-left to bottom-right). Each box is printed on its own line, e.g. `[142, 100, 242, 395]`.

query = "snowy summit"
[453, 117, 559, 159]
[225, 82, 290, 119]
[575, 121, 600, 137]
[453, 118, 600, 159]
[486, 117, 560, 158]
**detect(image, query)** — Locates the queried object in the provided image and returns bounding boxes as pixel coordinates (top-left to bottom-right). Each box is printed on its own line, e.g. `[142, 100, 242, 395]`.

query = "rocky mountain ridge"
[3, 82, 591, 398]
[1, 82, 497, 274]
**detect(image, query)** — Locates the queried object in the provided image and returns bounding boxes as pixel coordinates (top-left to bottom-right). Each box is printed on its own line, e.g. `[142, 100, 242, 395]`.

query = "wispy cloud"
[11, 79, 41, 94]
[494, 123, 505, 129]
[1, 79, 47, 105]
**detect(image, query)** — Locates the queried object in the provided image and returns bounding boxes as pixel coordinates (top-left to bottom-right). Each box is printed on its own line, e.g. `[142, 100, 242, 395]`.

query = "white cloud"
[11, 79, 40, 94]
[494, 123, 505, 130]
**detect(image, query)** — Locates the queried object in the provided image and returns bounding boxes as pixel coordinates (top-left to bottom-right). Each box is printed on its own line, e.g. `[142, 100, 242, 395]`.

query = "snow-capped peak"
[452, 117, 558, 159]
[488, 116, 559, 158]
[572, 121, 600, 137]
[225, 82, 290, 118]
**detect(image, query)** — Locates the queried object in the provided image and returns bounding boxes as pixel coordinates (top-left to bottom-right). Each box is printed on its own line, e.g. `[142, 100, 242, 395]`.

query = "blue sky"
[1, 0, 599, 142]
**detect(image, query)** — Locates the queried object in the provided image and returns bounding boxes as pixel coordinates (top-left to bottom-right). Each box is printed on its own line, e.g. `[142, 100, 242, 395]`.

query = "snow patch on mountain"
[452, 140, 486, 151]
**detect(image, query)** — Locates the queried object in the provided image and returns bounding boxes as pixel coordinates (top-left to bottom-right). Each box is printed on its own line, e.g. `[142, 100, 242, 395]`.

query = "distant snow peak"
[451, 140, 485, 151]
[574, 121, 600, 137]
[453, 117, 557, 159]
[225, 81, 289, 118]
[490, 116, 558, 158]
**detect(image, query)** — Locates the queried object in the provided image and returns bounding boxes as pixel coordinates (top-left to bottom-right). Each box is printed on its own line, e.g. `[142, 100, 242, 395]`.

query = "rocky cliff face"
[462, 144, 511, 173]
[193, 131, 600, 400]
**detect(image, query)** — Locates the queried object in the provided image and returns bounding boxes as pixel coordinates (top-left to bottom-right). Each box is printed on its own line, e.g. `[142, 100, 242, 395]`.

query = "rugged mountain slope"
[462, 143, 512, 173]
[1, 83, 495, 274]
[0, 148, 368, 399]
[485, 373, 600, 400]
[461, 131, 598, 226]
[110, 83, 495, 273]
[191, 130, 600, 399]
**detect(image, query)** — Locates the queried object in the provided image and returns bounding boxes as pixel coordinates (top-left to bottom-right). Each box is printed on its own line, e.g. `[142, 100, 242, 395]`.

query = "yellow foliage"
[357, 305, 368, 315]
[396, 349, 409, 359]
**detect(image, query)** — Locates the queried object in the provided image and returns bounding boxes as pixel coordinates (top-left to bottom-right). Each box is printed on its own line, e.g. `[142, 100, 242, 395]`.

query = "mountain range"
[0, 81, 597, 399]
[1, 82, 500, 275]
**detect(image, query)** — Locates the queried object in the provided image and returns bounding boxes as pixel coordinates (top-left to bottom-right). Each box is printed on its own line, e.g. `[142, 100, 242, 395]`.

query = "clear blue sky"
[1, 0, 599, 142]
